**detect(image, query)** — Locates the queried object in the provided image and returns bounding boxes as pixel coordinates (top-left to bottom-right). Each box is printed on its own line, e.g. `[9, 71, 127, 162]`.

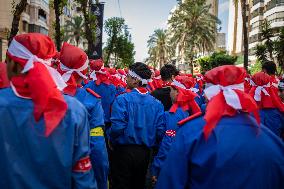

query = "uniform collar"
[133, 87, 149, 95]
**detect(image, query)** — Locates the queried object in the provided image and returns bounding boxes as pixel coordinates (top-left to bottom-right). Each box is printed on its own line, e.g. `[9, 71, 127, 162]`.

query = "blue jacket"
[74, 88, 109, 189]
[155, 113, 284, 189]
[259, 108, 284, 138]
[0, 88, 97, 189]
[108, 88, 165, 147]
[151, 108, 189, 176]
[84, 82, 117, 123]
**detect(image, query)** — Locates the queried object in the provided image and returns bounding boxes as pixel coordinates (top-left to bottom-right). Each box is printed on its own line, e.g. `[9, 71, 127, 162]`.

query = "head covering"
[249, 72, 284, 112]
[203, 65, 260, 139]
[170, 82, 201, 114]
[0, 62, 10, 88]
[89, 59, 110, 85]
[57, 42, 88, 96]
[150, 70, 163, 90]
[244, 73, 252, 93]
[51, 51, 60, 67]
[174, 75, 199, 93]
[6, 33, 67, 137]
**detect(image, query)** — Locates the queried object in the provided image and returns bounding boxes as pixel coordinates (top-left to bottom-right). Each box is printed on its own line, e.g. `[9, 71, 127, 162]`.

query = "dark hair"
[262, 61, 276, 75]
[129, 62, 152, 86]
[160, 64, 179, 81]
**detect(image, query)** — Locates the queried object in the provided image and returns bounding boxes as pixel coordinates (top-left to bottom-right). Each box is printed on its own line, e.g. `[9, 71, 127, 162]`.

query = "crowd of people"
[0, 33, 283, 189]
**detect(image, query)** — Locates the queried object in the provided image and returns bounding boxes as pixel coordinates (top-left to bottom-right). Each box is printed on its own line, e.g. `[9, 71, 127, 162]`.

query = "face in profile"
[126, 74, 139, 89]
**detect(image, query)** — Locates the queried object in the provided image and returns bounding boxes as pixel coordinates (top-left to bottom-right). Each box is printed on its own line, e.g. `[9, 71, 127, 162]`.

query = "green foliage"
[254, 43, 268, 63]
[249, 60, 262, 75]
[274, 27, 284, 74]
[63, 16, 85, 46]
[103, 17, 135, 68]
[197, 51, 237, 73]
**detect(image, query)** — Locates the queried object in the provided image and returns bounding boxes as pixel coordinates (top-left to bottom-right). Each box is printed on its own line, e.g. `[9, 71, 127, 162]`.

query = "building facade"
[0, 0, 50, 61]
[248, 0, 284, 61]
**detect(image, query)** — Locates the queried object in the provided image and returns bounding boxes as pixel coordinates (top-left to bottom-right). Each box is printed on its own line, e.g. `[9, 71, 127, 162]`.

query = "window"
[38, 9, 47, 22]
[22, 21, 28, 32]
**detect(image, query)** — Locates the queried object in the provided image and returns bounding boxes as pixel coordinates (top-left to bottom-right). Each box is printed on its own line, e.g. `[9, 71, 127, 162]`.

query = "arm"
[155, 131, 190, 189]
[72, 108, 97, 189]
[108, 96, 128, 140]
[155, 105, 166, 144]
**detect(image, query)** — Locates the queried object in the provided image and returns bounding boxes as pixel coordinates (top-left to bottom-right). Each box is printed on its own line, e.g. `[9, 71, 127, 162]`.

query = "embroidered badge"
[73, 156, 92, 172]
[165, 130, 176, 137]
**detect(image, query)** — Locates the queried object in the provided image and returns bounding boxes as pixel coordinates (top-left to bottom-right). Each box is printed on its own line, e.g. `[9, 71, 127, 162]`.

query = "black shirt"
[151, 87, 172, 111]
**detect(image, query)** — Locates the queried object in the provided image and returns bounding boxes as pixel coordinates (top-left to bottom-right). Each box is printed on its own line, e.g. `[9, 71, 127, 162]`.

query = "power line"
[117, 0, 122, 18]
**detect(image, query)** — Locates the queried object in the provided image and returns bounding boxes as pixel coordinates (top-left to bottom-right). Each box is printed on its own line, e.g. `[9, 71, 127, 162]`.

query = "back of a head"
[129, 62, 152, 80]
[160, 64, 179, 81]
[262, 60, 276, 75]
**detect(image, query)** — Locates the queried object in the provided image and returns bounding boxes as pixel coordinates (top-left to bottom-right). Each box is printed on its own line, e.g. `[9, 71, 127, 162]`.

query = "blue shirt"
[108, 88, 165, 147]
[156, 113, 284, 189]
[259, 108, 284, 138]
[84, 82, 117, 123]
[0, 88, 97, 189]
[151, 108, 189, 176]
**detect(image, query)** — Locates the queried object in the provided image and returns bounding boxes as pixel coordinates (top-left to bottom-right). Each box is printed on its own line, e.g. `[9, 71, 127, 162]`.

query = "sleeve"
[72, 108, 97, 189]
[155, 105, 166, 144]
[155, 131, 190, 189]
[108, 96, 128, 140]
[151, 135, 175, 177]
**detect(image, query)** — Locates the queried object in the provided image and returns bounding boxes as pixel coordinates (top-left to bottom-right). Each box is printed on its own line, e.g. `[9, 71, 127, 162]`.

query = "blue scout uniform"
[155, 113, 284, 189]
[84, 81, 116, 124]
[0, 87, 97, 189]
[74, 88, 109, 189]
[151, 108, 189, 177]
[260, 108, 284, 138]
[194, 83, 206, 108]
[108, 88, 165, 147]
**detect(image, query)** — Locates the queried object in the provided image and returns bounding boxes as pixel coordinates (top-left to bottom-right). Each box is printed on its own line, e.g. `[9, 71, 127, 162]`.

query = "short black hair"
[262, 60, 276, 75]
[129, 62, 152, 86]
[160, 64, 179, 81]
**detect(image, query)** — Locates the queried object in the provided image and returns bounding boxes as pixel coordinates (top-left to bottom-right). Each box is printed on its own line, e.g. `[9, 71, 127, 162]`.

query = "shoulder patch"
[165, 129, 176, 137]
[86, 88, 101, 98]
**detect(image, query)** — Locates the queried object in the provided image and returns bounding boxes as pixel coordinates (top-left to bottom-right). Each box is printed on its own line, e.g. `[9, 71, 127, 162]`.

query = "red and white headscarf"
[203, 65, 260, 139]
[57, 42, 89, 96]
[249, 72, 284, 112]
[195, 74, 204, 93]
[6, 33, 67, 137]
[0, 62, 10, 88]
[173, 75, 199, 93]
[89, 59, 111, 85]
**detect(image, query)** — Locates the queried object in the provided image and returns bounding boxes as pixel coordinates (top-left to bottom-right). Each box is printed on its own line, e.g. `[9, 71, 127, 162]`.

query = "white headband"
[172, 79, 199, 93]
[204, 83, 244, 110]
[59, 59, 89, 82]
[128, 70, 149, 85]
[8, 39, 67, 90]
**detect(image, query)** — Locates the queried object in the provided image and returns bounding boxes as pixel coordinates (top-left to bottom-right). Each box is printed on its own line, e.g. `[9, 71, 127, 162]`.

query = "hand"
[151, 176, 157, 185]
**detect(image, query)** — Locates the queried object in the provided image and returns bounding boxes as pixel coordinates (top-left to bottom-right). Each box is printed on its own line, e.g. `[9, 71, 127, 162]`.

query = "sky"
[102, 0, 229, 62]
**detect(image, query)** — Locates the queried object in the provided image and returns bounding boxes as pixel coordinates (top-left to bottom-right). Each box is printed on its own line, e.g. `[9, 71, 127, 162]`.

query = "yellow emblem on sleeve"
[90, 127, 104, 137]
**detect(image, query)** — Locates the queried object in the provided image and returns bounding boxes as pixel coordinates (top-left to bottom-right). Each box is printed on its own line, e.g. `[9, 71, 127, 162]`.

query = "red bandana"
[0, 62, 10, 88]
[7, 33, 67, 137]
[203, 66, 260, 139]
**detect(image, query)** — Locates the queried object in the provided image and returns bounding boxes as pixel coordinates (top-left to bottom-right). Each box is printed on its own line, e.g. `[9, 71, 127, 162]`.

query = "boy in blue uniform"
[0, 33, 96, 189]
[57, 43, 109, 189]
[249, 72, 284, 139]
[84, 59, 117, 130]
[151, 79, 201, 184]
[155, 65, 284, 189]
[108, 62, 165, 189]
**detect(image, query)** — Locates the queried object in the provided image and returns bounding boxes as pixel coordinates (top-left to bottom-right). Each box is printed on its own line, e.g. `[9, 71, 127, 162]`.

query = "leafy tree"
[63, 16, 85, 46]
[254, 43, 268, 63]
[8, 0, 28, 45]
[104, 17, 135, 68]
[197, 51, 237, 73]
[249, 60, 262, 75]
[274, 27, 284, 74]
[168, 0, 220, 73]
[260, 19, 274, 61]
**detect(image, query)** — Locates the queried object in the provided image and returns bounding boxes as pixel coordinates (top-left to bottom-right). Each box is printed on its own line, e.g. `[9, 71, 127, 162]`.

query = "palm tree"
[254, 43, 268, 63]
[64, 16, 85, 46]
[260, 19, 274, 61]
[168, 0, 220, 73]
[147, 29, 172, 69]
[274, 27, 284, 74]
[233, 0, 249, 71]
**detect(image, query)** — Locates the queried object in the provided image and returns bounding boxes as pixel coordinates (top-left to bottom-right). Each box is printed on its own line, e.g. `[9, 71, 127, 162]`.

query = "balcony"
[253, 0, 264, 5]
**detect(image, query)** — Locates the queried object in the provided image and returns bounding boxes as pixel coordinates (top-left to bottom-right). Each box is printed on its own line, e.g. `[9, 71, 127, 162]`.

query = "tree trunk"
[8, 0, 28, 46]
[232, 1, 238, 55]
[82, 0, 95, 57]
[241, 0, 249, 71]
[54, 0, 61, 51]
